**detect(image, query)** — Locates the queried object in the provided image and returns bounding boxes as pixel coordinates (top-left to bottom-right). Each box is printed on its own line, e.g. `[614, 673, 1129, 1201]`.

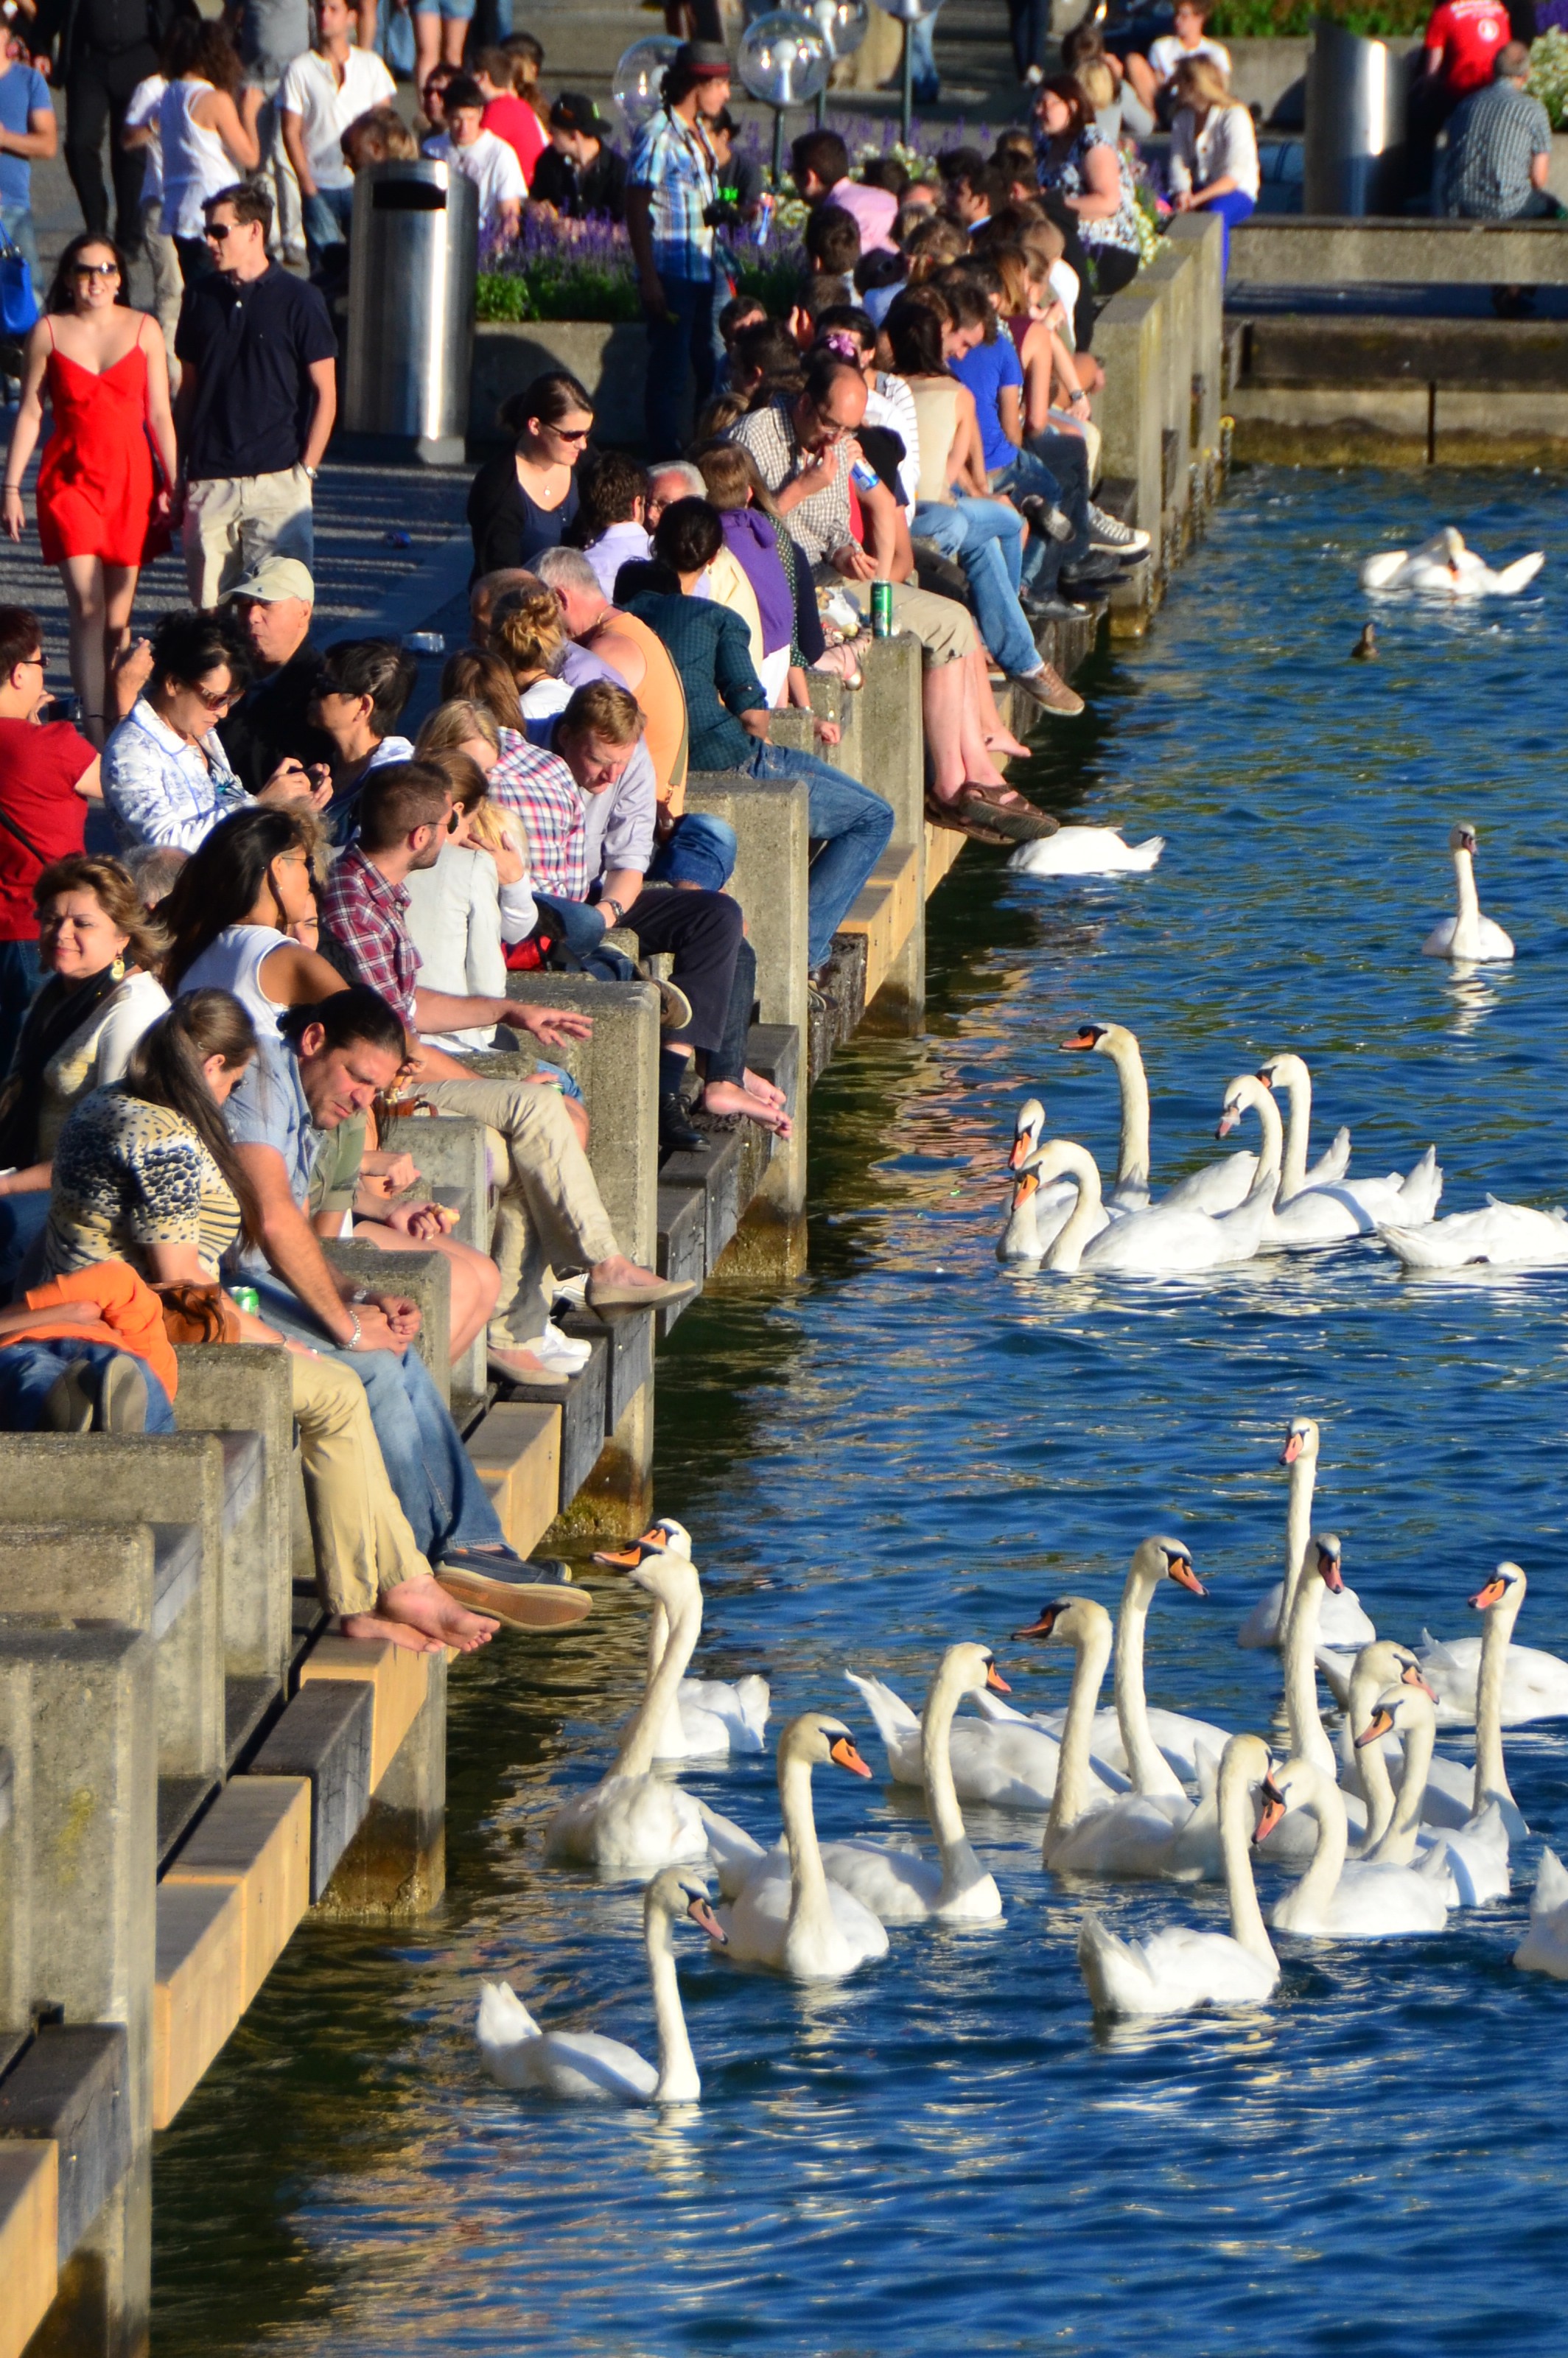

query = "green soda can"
[871, 579, 893, 637]
[231, 1286, 261, 1316]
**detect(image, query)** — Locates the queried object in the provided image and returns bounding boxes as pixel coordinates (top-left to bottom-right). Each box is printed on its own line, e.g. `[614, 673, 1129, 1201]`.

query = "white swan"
[1380, 1197, 1568, 1273]
[599, 1519, 770, 1758]
[1357, 1682, 1510, 1906]
[1219, 1073, 1443, 1246]
[1327, 1640, 1474, 1839]
[1421, 823, 1515, 962]
[475, 1868, 724, 2102]
[1007, 826, 1164, 876]
[706, 1646, 1009, 1925]
[1076, 1735, 1282, 2016]
[846, 1655, 1096, 1811]
[1059, 1021, 1252, 1214]
[1255, 1757, 1450, 1939]
[1418, 1561, 1568, 1737]
[707, 1714, 890, 1980]
[1513, 1847, 1568, 1981]
[543, 1550, 710, 1875]
[1026, 1134, 1273, 1276]
[1360, 527, 1544, 598]
[1237, 1416, 1376, 1652]
[1255, 1052, 1351, 1201]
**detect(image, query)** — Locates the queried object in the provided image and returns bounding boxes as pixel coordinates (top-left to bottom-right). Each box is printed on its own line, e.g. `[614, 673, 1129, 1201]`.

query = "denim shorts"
[413, 0, 475, 18]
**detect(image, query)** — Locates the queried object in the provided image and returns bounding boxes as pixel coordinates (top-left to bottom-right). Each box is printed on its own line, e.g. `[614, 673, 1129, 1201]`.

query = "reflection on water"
[152, 472, 1568, 2355]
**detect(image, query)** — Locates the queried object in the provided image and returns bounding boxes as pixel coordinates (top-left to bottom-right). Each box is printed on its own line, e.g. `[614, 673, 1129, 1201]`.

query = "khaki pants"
[183, 466, 314, 607]
[292, 1350, 427, 1618]
[140, 200, 183, 371]
[413, 1077, 620, 1349]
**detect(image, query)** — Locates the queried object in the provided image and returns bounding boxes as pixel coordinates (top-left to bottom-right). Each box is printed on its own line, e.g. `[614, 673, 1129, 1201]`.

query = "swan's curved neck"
[1282, 1572, 1337, 1777]
[921, 1663, 974, 1858]
[1046, 1614, 1113, 1844]
[1103, 1032, 1152, 1192]
[1115, 1571, 1185, 1797]
[1369, 1704, 1435, 1865]
[1245, 1085, 1284, 1199]
[1219, 1752, 1275, 1965]
[1452, 845, 1481, 951]
[1277, 1068, 1311, 1201]
[615, 1584, 701, 1778]
[645, 1600, 685, 1757]
[647, 1903, 699, 2102]
[779, 1749, 833, 1936]
[1347, 1658, 1399, 1851]
[1279, 1447, 1316, 1633]
[1043, 1143, 1105, 1273]
[1292, 1761, 1349, 1921]
[1474, 1586, 1522, 1819]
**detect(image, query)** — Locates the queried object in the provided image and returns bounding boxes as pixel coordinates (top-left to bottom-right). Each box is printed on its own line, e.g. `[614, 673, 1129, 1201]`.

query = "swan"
[1255, 1757, 1450, 1939]
[1327, 1640, 1474, 1839]
[1255, 1052, 1351, 1201]
[1075, 1735, 1282, 2015]
[1026, 1135, 1273, 1276]
[1237, 1416, 1376, 1652]
[475, 1869, 724, 2102]
[1418, 1561, 1568, 1738]
[1007, 826, 1164, 876]
[705, 1646, 1009, 1925]
[604, 1519, 770, 1757]
[543, 1550, 710, 1875]
[845, 1656, 1101, 1811]
[1357, 1682, 1509, 1905]
[1360, 527, 1544, 598]
[1513, 1847, 1568, 1981]
[1059, 1021, 1251, 1213]
[1379, 1197, 1568, 1273]
[1421, 823, 1515, 962]
[1219, 1074, 1443, 1246]
[707, 1714, 890, 1980]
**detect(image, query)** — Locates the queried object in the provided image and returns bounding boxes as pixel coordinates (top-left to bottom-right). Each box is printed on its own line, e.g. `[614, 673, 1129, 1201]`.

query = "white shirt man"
[279, 0, 395, 261]
[424, 80, 525, 239]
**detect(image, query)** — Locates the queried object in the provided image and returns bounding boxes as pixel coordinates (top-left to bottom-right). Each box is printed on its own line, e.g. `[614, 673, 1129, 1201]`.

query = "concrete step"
[161, 1777, 311, 2012]
[490, 1332, 610, 1509]
[466, 1401, 563, 1558]
[298, 1637, 433, 1791]
[0, 2135, 56, 2358]
[153, 1882, 245, 2133]
[249, 1682, 374, 1905]
[0, 2026, 129, 2281]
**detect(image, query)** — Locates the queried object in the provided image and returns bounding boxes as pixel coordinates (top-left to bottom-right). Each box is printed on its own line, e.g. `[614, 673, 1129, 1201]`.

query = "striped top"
[42, 1088, 241, 1284]
[1441, 79, 1552, 219]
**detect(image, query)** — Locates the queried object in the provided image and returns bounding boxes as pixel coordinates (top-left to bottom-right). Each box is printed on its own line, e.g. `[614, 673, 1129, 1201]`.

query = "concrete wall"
[471, 321, 642, 451]
[1231, 217, 1568, 287]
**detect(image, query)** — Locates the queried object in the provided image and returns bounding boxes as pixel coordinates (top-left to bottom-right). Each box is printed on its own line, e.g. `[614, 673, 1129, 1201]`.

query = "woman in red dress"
[1, 233, 177, 747]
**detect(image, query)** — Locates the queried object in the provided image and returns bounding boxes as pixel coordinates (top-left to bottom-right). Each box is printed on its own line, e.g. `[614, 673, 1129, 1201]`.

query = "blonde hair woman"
[491, 585, 574, 718]
[1169, 55, 1259, 273]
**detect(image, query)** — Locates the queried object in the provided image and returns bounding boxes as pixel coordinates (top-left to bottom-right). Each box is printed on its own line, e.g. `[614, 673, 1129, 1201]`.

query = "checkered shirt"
[1442, 79, 1553, 219]
[728, 396, 854, 567]
[319, 844, 419, 1026]
[629, 108, 718, 281]
[489, 727, 588, 900]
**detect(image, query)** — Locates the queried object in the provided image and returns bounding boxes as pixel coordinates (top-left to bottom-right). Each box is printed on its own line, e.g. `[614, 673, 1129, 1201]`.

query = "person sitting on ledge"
[307, 637, 418, 830]
[1441, 41, 1561, 228]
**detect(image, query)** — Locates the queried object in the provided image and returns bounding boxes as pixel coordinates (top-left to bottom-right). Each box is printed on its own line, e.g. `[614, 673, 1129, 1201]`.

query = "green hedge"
[1208, 0, 1429, 32]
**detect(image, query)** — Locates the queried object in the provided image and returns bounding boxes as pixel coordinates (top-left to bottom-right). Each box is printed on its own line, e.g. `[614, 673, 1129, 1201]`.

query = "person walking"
[626, 39, 731, 461]
[1, 233, 176, 746]
[278, 0, 396, 273]
[119, 66, 182, 354]
[174, 181, 337, 606]
[157, 15, 264, 284]
[31, 0, 162, 253]
[0, 38, 57, 305]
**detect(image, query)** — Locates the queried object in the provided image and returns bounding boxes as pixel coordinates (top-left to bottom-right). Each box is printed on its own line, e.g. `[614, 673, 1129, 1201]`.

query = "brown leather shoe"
[1012, 663, 1085, 718]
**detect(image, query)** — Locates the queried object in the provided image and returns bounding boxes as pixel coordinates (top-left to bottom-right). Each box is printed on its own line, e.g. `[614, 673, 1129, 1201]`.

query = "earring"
[110, 954, 125, 981]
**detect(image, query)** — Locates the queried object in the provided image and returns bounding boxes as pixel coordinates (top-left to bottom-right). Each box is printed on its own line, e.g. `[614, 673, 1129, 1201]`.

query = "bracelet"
[342, 1307, 363, 1351]
[2, 484, 19, 494]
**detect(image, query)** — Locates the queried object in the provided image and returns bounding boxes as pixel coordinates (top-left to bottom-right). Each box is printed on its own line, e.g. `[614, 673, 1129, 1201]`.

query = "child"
[422, 74, 525, 242]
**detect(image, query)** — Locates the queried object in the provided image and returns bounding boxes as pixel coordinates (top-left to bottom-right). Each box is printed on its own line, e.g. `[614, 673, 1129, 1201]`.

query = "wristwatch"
[600, 895, 625, 926]
[303, 464, 318, 481]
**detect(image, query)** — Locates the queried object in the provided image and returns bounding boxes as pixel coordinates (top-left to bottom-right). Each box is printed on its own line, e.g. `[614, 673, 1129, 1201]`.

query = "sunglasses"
[204, 221, 238, 242]
[188, 680, 237, 714]
[545, 424, 591, 444]
[73, 261, 119, 279]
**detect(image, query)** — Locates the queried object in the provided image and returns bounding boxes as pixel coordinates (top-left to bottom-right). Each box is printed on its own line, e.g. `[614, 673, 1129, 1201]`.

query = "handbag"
[152, 1281, 242, 1347]
[0, 225, 38, 340]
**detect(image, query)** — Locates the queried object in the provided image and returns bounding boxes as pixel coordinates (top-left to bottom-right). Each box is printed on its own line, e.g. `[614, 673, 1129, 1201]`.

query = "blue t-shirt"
[951, 330, 1025, 475]
[0, 64, 48, 210]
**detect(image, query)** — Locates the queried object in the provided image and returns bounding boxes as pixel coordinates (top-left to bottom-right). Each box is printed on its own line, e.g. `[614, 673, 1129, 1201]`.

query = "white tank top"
[178, 925, 289, 1041]
[159, 79, 237, 240]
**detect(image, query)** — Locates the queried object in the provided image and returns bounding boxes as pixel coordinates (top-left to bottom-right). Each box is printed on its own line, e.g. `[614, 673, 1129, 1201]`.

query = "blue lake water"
[152, 470, 1568, 2355]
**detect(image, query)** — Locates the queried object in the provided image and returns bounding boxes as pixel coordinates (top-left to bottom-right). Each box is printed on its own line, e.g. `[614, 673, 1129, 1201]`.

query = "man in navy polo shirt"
[174, 180, 337, 606]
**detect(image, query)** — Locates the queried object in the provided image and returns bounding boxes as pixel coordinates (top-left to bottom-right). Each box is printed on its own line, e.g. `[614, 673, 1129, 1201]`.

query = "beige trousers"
[292, 1351, 427, 1618]
[183, 466, 315, 607]
[413, 1077, 620, 1348]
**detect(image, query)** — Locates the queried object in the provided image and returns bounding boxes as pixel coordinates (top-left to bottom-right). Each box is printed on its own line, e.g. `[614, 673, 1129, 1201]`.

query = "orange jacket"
[20, 1259, 180, 1402]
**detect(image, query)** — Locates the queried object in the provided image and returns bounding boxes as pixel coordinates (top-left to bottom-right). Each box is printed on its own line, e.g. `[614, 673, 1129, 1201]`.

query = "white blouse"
[402, 843, 511, 1054]
[1169, 102, 1260, 202]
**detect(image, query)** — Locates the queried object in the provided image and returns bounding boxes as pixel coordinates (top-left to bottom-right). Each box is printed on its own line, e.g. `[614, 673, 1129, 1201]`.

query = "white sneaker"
[530, 1326, 593, 1373]
[1088, 503, 1152, 556]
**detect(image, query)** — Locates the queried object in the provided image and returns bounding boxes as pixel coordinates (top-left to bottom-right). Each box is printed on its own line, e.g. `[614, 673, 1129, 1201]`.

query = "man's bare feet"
[701, 1078, 793, 1138]
[742, 1066, 787, 1110]
[985, 727, 1031, 758]
[367, 1572, 499, 1653]
[340, 1609, 444, 1654]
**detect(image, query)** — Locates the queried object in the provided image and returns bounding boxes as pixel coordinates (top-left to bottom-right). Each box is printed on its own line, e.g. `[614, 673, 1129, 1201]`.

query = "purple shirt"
[719, 508, 794, 657]
[562, 642, 626, 690]
[827, 176, 898, 254]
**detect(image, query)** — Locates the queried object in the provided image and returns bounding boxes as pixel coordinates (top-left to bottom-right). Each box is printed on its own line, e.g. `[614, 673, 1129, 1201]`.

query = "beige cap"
[228, 556, 315, 604]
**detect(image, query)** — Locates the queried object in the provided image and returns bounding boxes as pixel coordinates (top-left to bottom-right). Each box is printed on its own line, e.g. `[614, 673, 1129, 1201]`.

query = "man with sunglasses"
[173, 180, 337, 607]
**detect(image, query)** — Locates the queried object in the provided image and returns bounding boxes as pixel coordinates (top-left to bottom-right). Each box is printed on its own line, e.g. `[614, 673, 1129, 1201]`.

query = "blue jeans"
[913, 496, 1040, 679]
[0, 937, 41, 1077]
[909, 13, 939, 99]
[645, 811, 738, 892]
[1006, 0, 1049, 76]
[1197, 189, 1256, 276]
[248, 1276, 506, 1556]
[743, 741, 895, 970]
[0, 204, 40, 307]
[987, 448, 1068, 591]
[301, 184, 355, 265]
[645, 273, 719, 463]
[0, 1337, 175, 1431]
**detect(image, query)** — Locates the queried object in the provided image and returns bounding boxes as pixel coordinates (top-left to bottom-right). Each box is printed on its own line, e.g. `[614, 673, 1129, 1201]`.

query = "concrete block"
[0, 2025, 130, 2266]
[323, 1242, 452, 1403]
[1165, 211, 1225, 474]
[553, 1382, 654, 1543]
[248, 1687, 373, 1905]
[465, 1401, 561, 1558]
[551, 1336, 609, 1505]
[162, 1777, 310, 2006]
[0, 1626, 154, 2153]
[0, 2137, 56, 2358]
[655, 1184, 705, 1328]
[152, 1882, 245, 2131]
[0, 1658, 31, 2035]
[659, 1130, 745, 1273]
[856, 634, 925, 851]
[173, 1345, 295, 1698]
[1230, 216, 1568, 289]
[372, 1113, 492, 1402]
[562, 1308, 651, 1435]
[315, 1654, 447, 1924]
[839, 844, 921, 1012]
[925, 818, 966, 897]
[483, 979, 659, 1268]
[298, 1634, 430, 1790]
[1143, 244, 1196, 553]
[1094, 288, 1165, 543]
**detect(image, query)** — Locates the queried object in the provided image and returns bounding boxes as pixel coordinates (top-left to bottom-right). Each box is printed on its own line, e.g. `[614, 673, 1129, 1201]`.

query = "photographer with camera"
[626, 38, 731, 462]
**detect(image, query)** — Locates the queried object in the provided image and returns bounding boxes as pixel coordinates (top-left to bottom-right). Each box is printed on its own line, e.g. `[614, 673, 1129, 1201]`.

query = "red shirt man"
[1423, 0, 1511, 95]
[0, 605, 98, 1069]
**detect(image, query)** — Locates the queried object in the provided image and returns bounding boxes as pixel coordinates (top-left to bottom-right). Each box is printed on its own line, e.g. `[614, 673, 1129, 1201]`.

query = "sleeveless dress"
[35, 318, 169, 568]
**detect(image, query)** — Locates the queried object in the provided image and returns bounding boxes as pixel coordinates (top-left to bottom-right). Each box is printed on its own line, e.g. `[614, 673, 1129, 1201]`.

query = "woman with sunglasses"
[466, 368, 594, 581]
[1, 234, 178, 749]
[101, 607, 327, 853]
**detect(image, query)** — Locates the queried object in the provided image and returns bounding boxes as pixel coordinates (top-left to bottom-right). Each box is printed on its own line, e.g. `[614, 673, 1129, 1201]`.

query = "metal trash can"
[343, 158, 477, 466]
[1304, 18, 1417, 215]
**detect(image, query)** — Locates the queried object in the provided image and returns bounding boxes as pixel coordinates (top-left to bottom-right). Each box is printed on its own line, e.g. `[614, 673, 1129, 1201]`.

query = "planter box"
[470, 320, 646, 452]
[1223, 35, 1424, 125]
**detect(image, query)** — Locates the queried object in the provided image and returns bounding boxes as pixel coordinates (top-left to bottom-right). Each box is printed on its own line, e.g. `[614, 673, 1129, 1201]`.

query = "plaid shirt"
[489, 727, 587, 900]
[629, 108, 717, 281]
[728, 396, 854, 567]
[319, 844, 419, 1026]
[1442, 79, 1552, 218]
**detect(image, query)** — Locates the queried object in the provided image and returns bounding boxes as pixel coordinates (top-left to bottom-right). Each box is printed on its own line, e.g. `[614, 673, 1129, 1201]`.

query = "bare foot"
[374, 1571, 498, 1653]
[340, 1609, 444, 1654]
[742, 1066, 787, 1110]
[488, 1345, 569, 1388]
[985, 728, 1031, 758]
[592, 1253, 672, 1292]
[701, 1079, 793, 1138]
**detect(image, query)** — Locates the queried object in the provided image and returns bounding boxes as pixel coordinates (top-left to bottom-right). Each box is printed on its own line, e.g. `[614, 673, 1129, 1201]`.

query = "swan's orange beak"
[1009, 1129, 1035, 1169]
[637, 1524, 670, 1548]
[1013, 1171, 1039, 1202]
[1281, 1430, 1304, 1466]
[1470, 1576, 1508, 1610]
[1253, 1777, 1287, 1844]
[1317, 1553, 1343, 1595]
[1012, 1601, 1065, 1640]
[592, 1542, 645, 1567]
[1356, 1707, 1395, 1749]
[1399, 1662, 1438, 1702]
[687, 1894, 727, 1944]
[985, 1658, 1011, 1693]
[829, 1735, 872, 1778]
[1060, 1027, 1097, 1052]
[1168, 1556, 1205, 1597]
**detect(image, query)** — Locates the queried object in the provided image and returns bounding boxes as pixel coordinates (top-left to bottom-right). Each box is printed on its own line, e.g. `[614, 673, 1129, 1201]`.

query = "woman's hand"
[1172, 189, 1194, 212]
[813, 717, 841, 747]
[391, 1200, 458, 1242]
[480, 837, 526, 887]
[1, 484, 24, 542]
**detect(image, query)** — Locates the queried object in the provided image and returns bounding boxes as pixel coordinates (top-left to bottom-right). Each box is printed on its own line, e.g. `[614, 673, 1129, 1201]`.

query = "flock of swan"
[475, 1435, 1568, 2099]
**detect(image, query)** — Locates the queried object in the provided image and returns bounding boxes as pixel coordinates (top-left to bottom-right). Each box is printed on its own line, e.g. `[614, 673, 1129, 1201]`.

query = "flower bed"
[1210, 0, 1427, 32]
[1528, 27, 1568, 128]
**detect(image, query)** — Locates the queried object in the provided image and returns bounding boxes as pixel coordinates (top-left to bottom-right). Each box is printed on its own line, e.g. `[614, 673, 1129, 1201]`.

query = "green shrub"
[1208, 0, 1429, 33]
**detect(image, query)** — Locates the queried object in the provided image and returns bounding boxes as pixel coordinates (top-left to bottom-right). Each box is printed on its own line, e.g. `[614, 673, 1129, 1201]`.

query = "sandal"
[925, 790, 1012, 847]
[953, 785, 1060, 844]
